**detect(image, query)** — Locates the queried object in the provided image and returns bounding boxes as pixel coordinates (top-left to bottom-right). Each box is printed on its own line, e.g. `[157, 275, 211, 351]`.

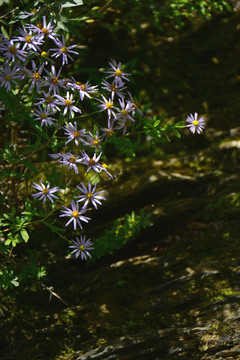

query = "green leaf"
[10, 278, 19, 287]
[5, 239, 12, 246]
[173, 128, 181, 138]
[0, 0, 11, 5]
[55, 0, 83, 7]
[42, 220, 64, 233]
[20, 229, 29, 243]
[11, 206, 16, 217]
[0, 242, 10, 254]
[22, 159, 38, 174]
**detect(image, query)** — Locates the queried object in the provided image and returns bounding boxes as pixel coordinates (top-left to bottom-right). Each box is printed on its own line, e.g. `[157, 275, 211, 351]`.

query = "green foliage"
[168, 0, 232, 23]
[205, 192, 240, 221]
[0, 268, 19, 290]
[108, 135, 138, 158]
[144, 114, 185, 143]
[90, 209, 153, 261]
[0, 262, 46, 290]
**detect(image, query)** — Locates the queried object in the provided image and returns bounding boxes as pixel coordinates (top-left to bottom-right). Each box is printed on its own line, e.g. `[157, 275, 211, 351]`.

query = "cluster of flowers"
[0, 6, 206, 260]
[0, 7, 144, 260]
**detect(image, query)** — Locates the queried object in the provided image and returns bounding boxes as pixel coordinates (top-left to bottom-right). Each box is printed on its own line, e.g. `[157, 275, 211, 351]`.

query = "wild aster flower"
[49, 152, 66, 160]
[2, 39, 27, 62]
[43, 65, 66, 94]
[0, 62, 21, 92]
[104, 59, 131, 87]
[76, 182, 105, 209]
[186, 113, 205, 134]
[115, 99, 135, 134]
[63, 122, 86, 146]
[96, 94, 117, 118]
[0, 35, 7, 52]
[80, 150, 103, 174]
[59, 200, 90, 230]
[33, 105, 57, 126]
[60, 152, 83, 174]
[116, 117, 134, 135]
[116, 98, 135, 123]
[24, 60, 45, 91]
[100, 121, 116, 140]
[80, 151, 113, 178]
[69, 236, 94, 260]
[101, 80, 126, 100]
[32, 181, 59, 203]
[13, 25, 43, 51]
[127, 92, 143, 117]
[31, 16, 59, 41]
[85, 131, 102, 150]
[35, 91, 60, 112]
[21, 7, 40, 19]
[55, 91, 82, 118]
[50, 35, 78, 66]
[69, 78, 98, 100]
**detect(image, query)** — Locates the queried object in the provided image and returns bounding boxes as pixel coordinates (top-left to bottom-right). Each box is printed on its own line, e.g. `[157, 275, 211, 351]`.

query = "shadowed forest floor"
[2, 5, 240, 360]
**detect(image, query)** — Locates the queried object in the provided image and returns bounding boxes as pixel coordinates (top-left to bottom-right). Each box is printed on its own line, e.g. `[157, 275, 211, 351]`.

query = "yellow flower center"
[79, 245, 85, 251]
[41, 28, 49, 35]
[115, 69, 122, 76]
[107, 129, 114, 136]
[5, 74, 11, 81]
[33, 72, 40, 80]
[61, 46, 67, 53]
[72, 210, 79, 218]
[193, 120, 199, 126]
[93, 139, 99, 146]
[121, 109, 128, 116]
[42, 188, 48, 195]
[37, 23, 43, 29]
[86, 192, 93, 199]
[46, 96, 53, 104]
[31, 8, 37, 14]
[73, 131, 80, 138]
[106, 101, 113, 109]
[69, 156, 76, 163]
[51, 77, 58, 84]
[41, 113, 47, 119]
[80, 84, 86, 90]
[8, 46, 17, 54]
[89, 158, 95, 165]
[111, 85, 116, 91]
[102, 162, 108, 169]
[41, 51, 47, 56]
[25, 35, 32, 43]
[65, 99, 72, 106]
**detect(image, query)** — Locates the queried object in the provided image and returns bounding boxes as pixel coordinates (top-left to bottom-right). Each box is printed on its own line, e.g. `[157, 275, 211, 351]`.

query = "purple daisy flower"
[75, 181, 105, 209]
[60, 152, 83, 174]
[32, 181, 59, 203]
[50, 35, 78, 66]
[69, 236, 94, 260]
[63, 122, 86, 146]
[186, 113, 205, 134]
[59, 200, 90, 230]
[104, 59, 131, 87]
